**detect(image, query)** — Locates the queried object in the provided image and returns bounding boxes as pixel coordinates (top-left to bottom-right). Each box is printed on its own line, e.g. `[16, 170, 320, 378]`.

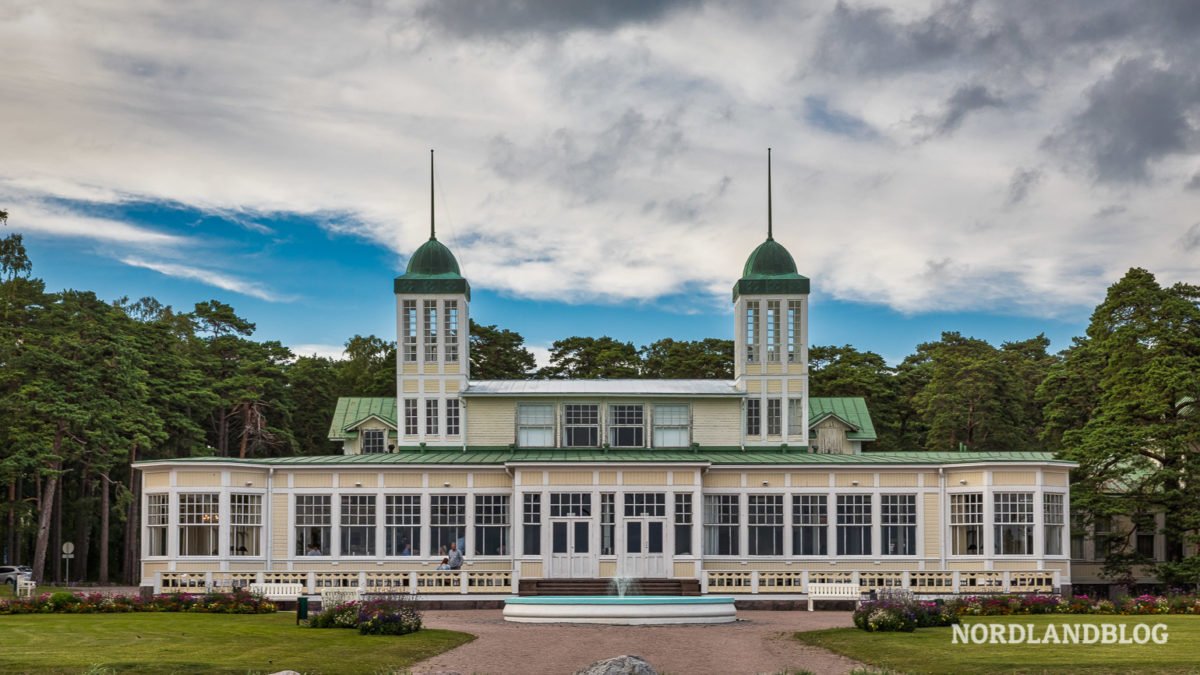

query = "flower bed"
[307, 596, 422, 636]
[945, 593, 1200, 617]
[0, 590, 275, 615]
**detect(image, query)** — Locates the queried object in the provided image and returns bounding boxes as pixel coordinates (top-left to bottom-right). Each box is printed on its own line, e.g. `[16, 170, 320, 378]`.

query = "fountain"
[502, 576, 737, 625]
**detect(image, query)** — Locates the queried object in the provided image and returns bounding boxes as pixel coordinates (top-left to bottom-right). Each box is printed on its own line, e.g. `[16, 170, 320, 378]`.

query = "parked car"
[0, 565, 32, 591]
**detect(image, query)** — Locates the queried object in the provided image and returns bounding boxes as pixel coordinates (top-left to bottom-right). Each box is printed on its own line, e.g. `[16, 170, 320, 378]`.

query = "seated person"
[435, 557, 451, 570]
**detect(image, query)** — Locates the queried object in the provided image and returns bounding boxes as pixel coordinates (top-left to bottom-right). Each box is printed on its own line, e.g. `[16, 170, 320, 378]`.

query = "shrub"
[941, 593, 1200, 617]
[0, 589, 274, 615]
[307, 601, 361, 629]
[853, 599, 918, 632]
[306, 595, 423, 636]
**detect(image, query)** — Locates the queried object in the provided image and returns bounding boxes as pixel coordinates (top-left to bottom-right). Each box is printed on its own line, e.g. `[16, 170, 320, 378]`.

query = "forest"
[1, 212, 1198, 586]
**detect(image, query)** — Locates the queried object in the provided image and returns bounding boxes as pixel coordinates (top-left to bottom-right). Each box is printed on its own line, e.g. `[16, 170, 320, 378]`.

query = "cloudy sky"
[3, 0, 1198, 364]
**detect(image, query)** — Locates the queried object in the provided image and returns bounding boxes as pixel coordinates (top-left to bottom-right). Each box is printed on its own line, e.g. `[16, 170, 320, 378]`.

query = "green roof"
[394, 237, 471, 299]
[732, 238, 809, 300]
[327, 397, 398, 440]
[136, 450, 1074, 467]
[809, 397, 876, 441]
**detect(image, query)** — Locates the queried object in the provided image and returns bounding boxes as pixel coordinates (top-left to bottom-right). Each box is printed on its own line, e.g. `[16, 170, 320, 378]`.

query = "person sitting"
[306, 544, 322, 556]
[400, 541, 412, 556]
[435, 557, 451, 570]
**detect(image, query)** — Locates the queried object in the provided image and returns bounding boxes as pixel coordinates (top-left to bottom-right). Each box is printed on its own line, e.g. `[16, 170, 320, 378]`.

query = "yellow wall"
[746, 472, 785, 486]
[338, 473, 377, 488]
[521, 561, 544, 578]
[1044, 471, 1069, 487]
[691, 399, 741, 446]
[271, 493, 288, 558]
[292, 473, 332, 488]
[177, 471, 222, 487]
[144, 472, 170, 489]
[427, 472, 468, 488]
[703, 472, 741, 488]
[548, 471, 593, 486]
[623, 471, 668, 486]
[465, 398, 516, 446]
[474, 472, 513, 488]
[231, 471, 265, 488]
[923, 492, 940, 557]
[383, 473, 422, 488]
[947, 470, 983, 486]
[835, 472, 874, 487]
[791, 472, 829, 488]
[992, 471, 1037, 486]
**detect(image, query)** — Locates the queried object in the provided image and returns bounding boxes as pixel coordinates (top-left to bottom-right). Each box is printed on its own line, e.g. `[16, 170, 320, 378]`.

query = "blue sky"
[3, 1, 1196, 367]
[21, 199, 1087, 365]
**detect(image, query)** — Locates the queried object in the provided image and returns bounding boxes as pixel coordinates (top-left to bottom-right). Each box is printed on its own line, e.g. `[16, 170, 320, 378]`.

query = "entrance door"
[622, 517, 667, 577]
[550, 519, 592, 578]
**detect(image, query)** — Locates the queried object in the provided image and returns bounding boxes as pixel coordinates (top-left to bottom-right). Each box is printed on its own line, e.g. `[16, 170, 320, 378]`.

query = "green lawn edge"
[795, 615, 1200, 675]
[0, 612, 475, 674]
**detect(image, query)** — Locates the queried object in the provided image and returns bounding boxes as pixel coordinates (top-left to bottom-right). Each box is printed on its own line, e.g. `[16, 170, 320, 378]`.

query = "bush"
[307, 602, 360, 629]
[941, 593, 1200, 617]
[0, 589, 275, 615]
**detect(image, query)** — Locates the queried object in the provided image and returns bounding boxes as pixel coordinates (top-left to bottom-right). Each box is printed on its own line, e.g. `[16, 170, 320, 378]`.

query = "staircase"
[518, 578, 701, 597]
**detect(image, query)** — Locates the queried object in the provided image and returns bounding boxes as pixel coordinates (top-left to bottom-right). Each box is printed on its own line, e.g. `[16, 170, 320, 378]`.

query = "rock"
[574, 655, 657, 675]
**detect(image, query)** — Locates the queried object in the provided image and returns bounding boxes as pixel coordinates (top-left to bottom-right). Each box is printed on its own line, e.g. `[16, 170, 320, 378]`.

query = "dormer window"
[361, 429, 385, 454]
[608, 404, 644, 447]
[563, 404, 599, 447]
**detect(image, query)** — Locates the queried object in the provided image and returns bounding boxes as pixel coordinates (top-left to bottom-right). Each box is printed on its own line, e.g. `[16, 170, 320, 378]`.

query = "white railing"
[698, 569, 1060, 595]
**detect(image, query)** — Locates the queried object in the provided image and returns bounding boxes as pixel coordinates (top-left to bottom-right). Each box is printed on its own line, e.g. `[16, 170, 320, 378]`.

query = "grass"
[0, 612, 474, 674]
[796, 615, 1200, 674]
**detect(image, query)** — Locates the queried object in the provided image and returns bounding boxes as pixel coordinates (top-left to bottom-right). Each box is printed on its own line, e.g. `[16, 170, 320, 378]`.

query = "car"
[0, 565, 32, 591]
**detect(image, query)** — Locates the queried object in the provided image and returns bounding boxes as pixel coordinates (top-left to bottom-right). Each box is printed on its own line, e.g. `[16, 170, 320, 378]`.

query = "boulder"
[575, 655, 657, 675]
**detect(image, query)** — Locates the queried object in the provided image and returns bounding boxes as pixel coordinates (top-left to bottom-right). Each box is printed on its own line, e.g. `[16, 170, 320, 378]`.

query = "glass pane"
[552, 522, 568, 554]
[648, 521, 663, 554]
[574, 521, 589, 554]
[627, 522, 642, 553]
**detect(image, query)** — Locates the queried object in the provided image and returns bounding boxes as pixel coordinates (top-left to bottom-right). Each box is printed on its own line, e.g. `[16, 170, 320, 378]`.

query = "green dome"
[741, 238, 798, 278]
[405, 237, 462, 277]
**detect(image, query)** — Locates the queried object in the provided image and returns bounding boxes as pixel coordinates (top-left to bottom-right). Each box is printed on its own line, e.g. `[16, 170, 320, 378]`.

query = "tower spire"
[430, 149, 436, 240]
[767, 147, 773, 241]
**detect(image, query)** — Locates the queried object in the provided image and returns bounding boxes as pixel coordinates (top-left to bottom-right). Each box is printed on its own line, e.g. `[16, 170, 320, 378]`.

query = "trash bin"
[296, 596, 308, 624]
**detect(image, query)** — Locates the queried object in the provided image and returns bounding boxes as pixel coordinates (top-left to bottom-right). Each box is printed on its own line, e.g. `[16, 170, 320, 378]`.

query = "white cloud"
[0, 1, 1196, 318]
[289, 343, 347, 360]
[119, 256, 285, 302]
[527, 344, 553, 371]
[2, 193, 186, 247]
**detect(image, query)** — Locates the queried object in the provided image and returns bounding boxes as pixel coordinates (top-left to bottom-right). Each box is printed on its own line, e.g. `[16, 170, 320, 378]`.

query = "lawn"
[0, 612, 474, 674]
[796, 615, 1200, 674]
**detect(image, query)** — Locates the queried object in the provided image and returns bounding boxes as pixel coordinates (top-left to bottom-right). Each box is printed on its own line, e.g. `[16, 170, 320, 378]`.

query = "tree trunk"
[51, 475, 63, 583]
[5, 479, 15, 565]
[122, 444, 139, 585]
[31, 425, 63, 583]
[218, 409, 229, 456]
[75, 466, 92, 583]
[239, 402, 250, 459]
[98, 476, 110, 583]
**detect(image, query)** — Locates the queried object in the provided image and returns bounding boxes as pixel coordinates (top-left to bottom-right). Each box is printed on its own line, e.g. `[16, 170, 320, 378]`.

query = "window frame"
[702, 494, 740, 556]
[993, 492, 1034, 556]
[562, 403, 600, 448]
[652, 404, 690, 448]
[229, 493, 262, 557]
[178, 492, 219, 557]
[446, 399, 461, 437]
[422, 300, 438, 362]
[339, 494, 376, 557]
[674, 493, 693, 556]
[1043, 493, 1065, 557]
[745, 399, 761, 437]
[425, 398, 439, 436]
[295, 494, 332, 557]
[836, 494, 872, 556]
[361, 428, 386, 454]
[385, 495, 421, 557]
[766, 300, 781, 362]
[517, 403, 556, 448]
[744, 301, 759, 363]
[403, 399, 418, 436]
[474, 494, 510, 556]
[792, 494, 828, 556]
[444, 299, 459, 363]
[608, 404, 645, 448]
[748, 494, 784, 556]
[146, 493, 169, 557]
[430, 494, 466, 557]
[950, 493, 984, 556]
[766, 398, 782, 436]
[522, 493, 542, 556]
[880, 494, 917, 556]
[401, 300, 418, 363]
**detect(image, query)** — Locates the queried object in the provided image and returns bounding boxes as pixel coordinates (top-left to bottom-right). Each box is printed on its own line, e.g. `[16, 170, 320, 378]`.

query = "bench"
[248, 583, 305, 601]
[807, 582, 860, 611]
[16, 579, 37, 598]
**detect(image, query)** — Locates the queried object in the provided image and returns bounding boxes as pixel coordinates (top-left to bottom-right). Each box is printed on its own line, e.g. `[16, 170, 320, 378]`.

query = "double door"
[622, 517, 667, 577]
[550, 518, 594, 578]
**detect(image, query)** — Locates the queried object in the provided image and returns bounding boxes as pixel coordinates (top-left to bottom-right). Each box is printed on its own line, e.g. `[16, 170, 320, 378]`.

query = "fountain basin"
[503, 595, 737, 625]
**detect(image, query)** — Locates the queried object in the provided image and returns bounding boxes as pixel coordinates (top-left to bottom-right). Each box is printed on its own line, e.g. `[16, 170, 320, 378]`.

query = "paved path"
[414, 609, 864, 675]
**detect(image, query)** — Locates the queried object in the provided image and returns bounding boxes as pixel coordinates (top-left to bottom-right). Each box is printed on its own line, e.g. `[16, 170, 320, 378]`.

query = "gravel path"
[414, 609, 865, 675]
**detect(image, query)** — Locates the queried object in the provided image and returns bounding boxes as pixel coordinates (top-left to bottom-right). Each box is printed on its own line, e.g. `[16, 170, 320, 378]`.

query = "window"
[609, 404, 644, 447]
[230, 494, 262, 556]
[403, 399, 418, 435]
[423, 300, 438, 362]
[766, 300, 781, 362]
[792, 495, 828, 555]
[1094, 516, 1114, 560]
[340, 495, 376, 556]
[950, 493, 983, 555]
[881, 494, 916, 555]
[624, 492, 665, 517]
[1044, 494, 1064, 556]
[517, 404, 555, 447]
[674, 493, 693, 555]
[444, 300, 459, 362]
[748, 495, 783, 555]
[563, 404, 599, 447]
[430, 495, 465, 556]
[385, 495, 420, 556]
[745, 301, 759, 363]
[703, 495, 739, 555]
[652, 405, 689, 447]
[178, 493, 218, 556]
[523, 494, 541, 556]
[837, 495, 871, 555]
[401, 300, 417, 363]
[746, 399, 761, 436]
[295, 495, 331, 556]
[600, 493, 615, 555]
[787, 300, 801, 362]
[550, 492, 592, 518]
[474, 495, 510, 555]
[1070, 511, 1086, 559]
[446, 399, 460, 436]
[147, 494, 168, 556]
[361, 429, 385, 454]
[787, 399, 804, 437]
[425, 399, 439, 435]
[993, 493, 1034, 555]
[1136, 531, 1156, 559]
[766, 398, 782, 436]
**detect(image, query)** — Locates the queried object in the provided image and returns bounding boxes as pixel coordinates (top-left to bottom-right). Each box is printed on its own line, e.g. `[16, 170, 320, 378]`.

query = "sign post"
[62, 541, 75, 584]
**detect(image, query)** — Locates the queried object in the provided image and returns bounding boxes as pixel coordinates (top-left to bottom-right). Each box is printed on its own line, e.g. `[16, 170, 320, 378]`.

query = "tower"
[394, 151, 470, 447]
[733, 150, 810, 448]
